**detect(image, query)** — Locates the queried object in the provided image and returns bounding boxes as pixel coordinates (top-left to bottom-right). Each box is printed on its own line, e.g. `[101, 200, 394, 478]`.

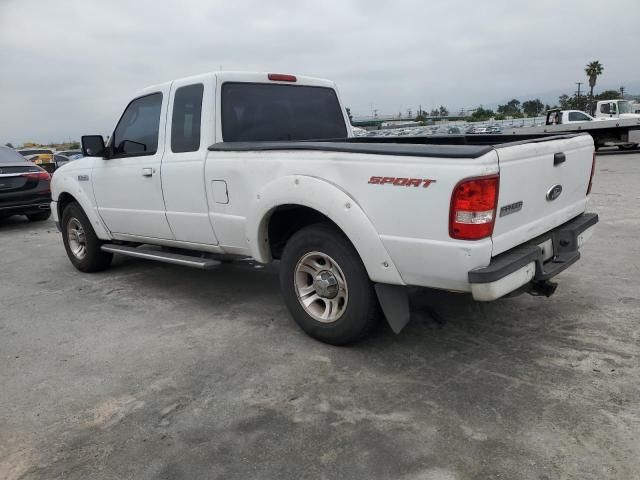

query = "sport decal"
[368, 176, 436, 188]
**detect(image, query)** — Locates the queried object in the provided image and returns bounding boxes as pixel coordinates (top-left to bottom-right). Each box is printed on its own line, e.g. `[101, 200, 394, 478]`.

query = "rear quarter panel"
[206, 149, 499, 290]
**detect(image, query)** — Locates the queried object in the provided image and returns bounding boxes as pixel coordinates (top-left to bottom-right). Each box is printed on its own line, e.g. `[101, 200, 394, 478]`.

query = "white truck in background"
[52, 71, 598, 345]
[503, 107, 640, 151]
[593, 99, 640, 149]
[594, 99, 640, 120]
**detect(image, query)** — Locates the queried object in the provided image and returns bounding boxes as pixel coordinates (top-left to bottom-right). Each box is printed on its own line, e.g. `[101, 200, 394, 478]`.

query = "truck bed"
[208, 133, 585, 157]
[208, 132, 594, 286]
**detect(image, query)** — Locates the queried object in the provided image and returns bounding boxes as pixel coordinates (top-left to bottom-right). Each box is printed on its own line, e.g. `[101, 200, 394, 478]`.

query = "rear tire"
[26, 210, 51, 222]
[61, 202, 112, 272]
[279, 223, 380, 345]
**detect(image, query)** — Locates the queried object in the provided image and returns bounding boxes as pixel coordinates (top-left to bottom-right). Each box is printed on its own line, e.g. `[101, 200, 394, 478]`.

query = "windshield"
[618, 101, 633, 114]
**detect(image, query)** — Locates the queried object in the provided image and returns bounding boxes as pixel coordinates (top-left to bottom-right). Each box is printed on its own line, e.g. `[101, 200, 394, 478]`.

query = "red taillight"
[587, 151, 596, 195]
[268, 73, 297, 82]
[22, 168, 51, 182]
[449, 174, 500, 240]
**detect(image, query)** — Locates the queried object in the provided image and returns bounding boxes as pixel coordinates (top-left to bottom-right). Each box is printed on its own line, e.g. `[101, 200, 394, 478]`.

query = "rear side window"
[113, 93, 163, 156]
[171, 84, 204, 153]
[221, 83, 347, 142]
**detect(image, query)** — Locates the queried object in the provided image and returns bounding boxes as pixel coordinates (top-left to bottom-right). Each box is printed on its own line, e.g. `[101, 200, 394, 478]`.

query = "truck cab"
[594, 99, 640, 120]
[545, 109, 595, 126]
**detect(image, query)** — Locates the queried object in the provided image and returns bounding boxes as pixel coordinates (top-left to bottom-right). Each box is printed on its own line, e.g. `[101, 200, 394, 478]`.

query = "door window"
[171, 84, 204, 153]
[112, 93, 163, 157]
[568, 112, 591, 122]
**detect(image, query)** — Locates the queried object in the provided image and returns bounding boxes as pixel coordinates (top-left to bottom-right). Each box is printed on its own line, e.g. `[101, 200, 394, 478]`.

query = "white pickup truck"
[594, 99, 640, 120]
[506, 108, 640, 150]
[52, 71, 598, 344]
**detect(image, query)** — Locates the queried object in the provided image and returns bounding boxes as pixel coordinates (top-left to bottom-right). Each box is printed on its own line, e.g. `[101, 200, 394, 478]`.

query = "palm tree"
[585, 60, 604, 114]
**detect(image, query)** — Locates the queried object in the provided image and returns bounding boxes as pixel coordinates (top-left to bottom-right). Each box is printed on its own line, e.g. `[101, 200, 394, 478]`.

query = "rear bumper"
[469, 213, 598, 301]
[0, 201, 50, 214]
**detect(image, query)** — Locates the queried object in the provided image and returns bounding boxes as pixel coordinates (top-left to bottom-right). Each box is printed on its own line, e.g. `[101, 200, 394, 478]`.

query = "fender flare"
[53, 174, 112, 240]
[246, 175, 405, 285]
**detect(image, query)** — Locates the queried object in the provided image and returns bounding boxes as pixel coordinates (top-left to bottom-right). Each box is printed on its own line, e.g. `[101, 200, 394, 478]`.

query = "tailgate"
[491, 134, 594, 256]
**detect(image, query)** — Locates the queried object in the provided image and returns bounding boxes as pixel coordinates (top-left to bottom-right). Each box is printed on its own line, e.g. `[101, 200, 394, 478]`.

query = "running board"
[100, 244, 221, 269]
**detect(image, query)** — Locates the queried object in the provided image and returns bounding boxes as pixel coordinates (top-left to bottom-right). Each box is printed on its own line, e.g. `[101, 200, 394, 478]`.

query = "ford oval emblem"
[546, 184, 563, 201]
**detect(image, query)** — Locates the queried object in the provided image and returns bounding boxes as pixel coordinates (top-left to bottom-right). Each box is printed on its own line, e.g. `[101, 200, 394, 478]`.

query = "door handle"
[142, 167, 153, 177]
[553, 152, 566, 166]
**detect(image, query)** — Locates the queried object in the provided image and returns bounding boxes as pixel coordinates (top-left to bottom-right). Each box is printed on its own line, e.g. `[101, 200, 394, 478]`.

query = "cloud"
[1, 0, 638, 144]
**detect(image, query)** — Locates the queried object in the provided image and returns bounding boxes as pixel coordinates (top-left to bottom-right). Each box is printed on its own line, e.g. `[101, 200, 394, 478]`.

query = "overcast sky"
[1, 0, 639, 145]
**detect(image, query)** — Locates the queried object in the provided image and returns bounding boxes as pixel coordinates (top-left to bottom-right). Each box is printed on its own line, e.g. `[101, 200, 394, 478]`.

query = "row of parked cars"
[360, 124, 503, 137]
[465, 125, 502, 134]
[17, 147, 83, 173]
[0, 146, 82, 223]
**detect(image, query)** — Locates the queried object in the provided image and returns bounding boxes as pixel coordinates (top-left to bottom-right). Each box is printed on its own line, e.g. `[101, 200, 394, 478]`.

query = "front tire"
[279, 223, 380, 345]
[61, 202, 112, 272]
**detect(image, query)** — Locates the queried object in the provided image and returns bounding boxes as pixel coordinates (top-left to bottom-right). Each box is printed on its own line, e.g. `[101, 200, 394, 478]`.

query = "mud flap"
[374, 284, 411, 334]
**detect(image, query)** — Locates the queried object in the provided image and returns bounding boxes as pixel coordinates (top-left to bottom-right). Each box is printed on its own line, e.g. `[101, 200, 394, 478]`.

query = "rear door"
[92, 85, 174, 239]
[160, 74, 219, 245]
[491, 134, 594, 255]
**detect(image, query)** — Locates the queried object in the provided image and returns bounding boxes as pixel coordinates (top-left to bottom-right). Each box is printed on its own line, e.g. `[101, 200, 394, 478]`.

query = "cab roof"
[137, 71, 337, 98]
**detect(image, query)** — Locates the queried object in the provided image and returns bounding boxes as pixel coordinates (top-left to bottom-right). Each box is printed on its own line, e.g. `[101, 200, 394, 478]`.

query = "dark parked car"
[0, 146, 52, 222]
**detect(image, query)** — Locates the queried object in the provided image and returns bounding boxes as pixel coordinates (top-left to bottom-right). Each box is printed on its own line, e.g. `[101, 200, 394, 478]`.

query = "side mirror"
[81, 135, 107, 158]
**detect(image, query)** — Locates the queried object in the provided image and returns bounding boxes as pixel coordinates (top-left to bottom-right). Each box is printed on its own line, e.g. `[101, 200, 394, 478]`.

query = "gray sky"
[1, 0, 639, 145]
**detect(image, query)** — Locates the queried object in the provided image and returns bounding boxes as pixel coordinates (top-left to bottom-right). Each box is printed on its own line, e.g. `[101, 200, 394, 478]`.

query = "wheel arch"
[246, 175, 404, 285]
[56, 190, 111, 240]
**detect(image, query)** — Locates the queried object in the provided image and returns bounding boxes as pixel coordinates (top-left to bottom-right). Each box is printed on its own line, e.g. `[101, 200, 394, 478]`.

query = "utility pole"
[574, 82, 585, 111]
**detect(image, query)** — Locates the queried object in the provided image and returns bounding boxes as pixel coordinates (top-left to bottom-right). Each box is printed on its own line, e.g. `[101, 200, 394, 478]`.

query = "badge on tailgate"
[546, 184, 563, 201]
[499, 201, 523, 217]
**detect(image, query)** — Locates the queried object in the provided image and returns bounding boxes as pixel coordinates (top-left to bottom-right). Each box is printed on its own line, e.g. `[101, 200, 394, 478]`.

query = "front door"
[92, 86, 174, 239]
